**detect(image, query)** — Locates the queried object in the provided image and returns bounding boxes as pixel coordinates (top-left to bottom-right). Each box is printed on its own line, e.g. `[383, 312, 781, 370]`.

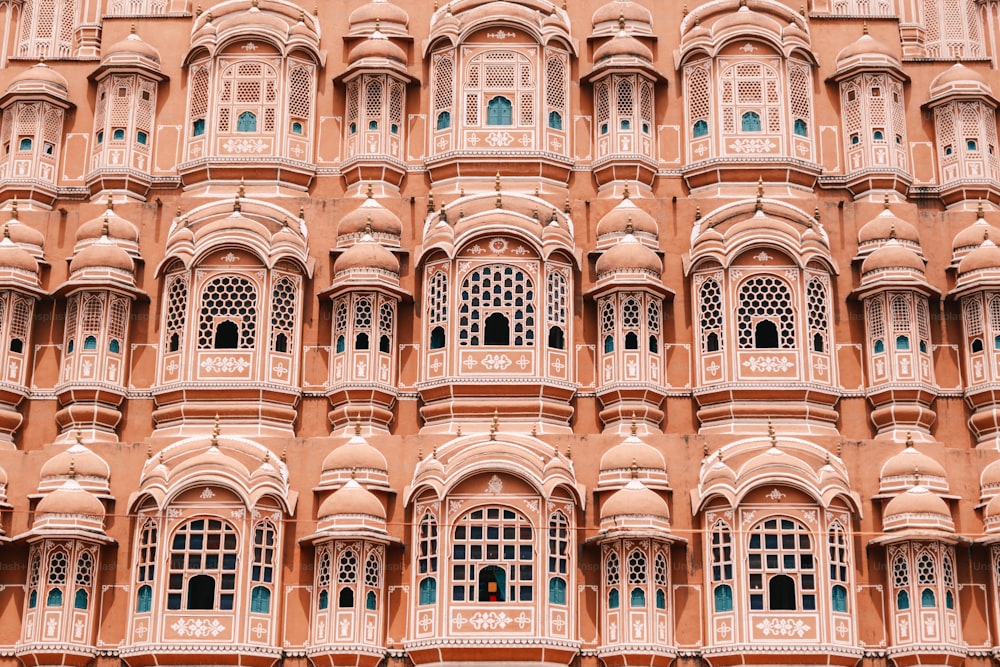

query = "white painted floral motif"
[728, 138, 777, 153]
[222, 138, 269, 154]
[756, 618, 810, 637]
[486, 474, 503, 495]
[200, 357, 251, 373]
[485, 132, 514, 147]
[742, 356, 794, 372]
[171, 617, 226, 637]
[481, 354, 513, 370]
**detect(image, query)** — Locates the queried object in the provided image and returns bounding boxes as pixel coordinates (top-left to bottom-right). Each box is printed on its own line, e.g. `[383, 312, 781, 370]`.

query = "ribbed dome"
[4, 218, 45, 250]
[172, 444, 251, 480]
[857, 208, 920, 247]
[35, 479, 105, 518]
[958, 238, 1000, 275]
[76, 213, 139, 244]
[322, 434, 389, 475]
[103, 31, 161, 66]
[879, 441, 948, 494]
[317, 479, 386, 519]
[593, 34, 653, 62]
[595, 196, 658, 240]
[69, 237, 134, 273]
[7, 62, 69, 95]
[600, 434, 665, 472]
[600, 478, 669, 521]
[40, 444, 111, 482]
[595, 233, 662, 277]
[337, 195, 403, 239]
[929, 62, 994, 99]
[882, 484, 953, 531]
[861, 241, 925, 275]
[348, 32, 407, 64]
[334, 236, 400, 275]
[349, 0, 409, 29]
[953, 216, 1000, 257]
[835, 33, 899, 69]
[593, 0, 653, 28]
[0, 236, 38, 274]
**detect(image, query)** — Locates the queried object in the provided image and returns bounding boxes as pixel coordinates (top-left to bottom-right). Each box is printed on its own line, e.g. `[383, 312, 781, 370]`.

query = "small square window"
[141, 90, 151, 101]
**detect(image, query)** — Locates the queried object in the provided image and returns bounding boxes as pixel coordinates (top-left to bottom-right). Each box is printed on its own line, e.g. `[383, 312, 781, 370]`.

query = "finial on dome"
[205, 10, 212, 22]
[233, 193, 241, 213]
[354, 414, 362, 436]
[564, 196, 571, 214]
[703, 442, 709, 457]
[837, 439, 843, 457]
[365, 217, 373, 237]
[438, 201, 448, 224]
[196, 4, 202, 15]
[2, 225, 8, 241]
[101, 215, 110, 238]
[375, 17, 381, 32]
[299, 205, 305, 222]
[986, 228, 991, 242]
[682, 3, 688, 16]
[625, 217, 634, 235]
[812, 207, 819, 223]
[251, 0, 259, 7]
[889, 222, 897, 239]
[768, 418, 776, 446]
[739, 0, 746, 6]
[314, 3, 319, 15]
[863, 20, 868, 35]
[618, 11, 626, 31]
[432, 446, 438, 458]
[417, 447, 423, 460]
[695, 206, 701, 221]
[495, 172, 502, 209]
[427, 192, 435, 214]
[623, 183, 630, 200]
[532, 207, 538, 220]
[754, 177, 764, 212]
[913, 467, 921, 484]
[979, 198, 985, 217]
[211, 414, 220, 448]
[566, 443, 572, 459]
[631, 457, 638, 478]
[630, 412, 638, 436]
[716, 449, 723, 461]
[490, 409, 499, 441]
[883, 193, 891, 210]
[69, 455, 76, 478]
[351, 466, 357, 479]
[10, 197, 17, 220]
[238, 177, 245, 199]
[158, 449, 164, 465]
[366, 182, 374, 199]
[531, 423, 537, 436]
[905, 432, 914, 447]
[147, 442, 153, 459]
[175, 206, 182, 218]
[106, 193, 115, 211]
[280, 446, 287, 463]
[130, 22, 136, 35]
[825, 450, 831, 465]
[75, 425, 83, 445]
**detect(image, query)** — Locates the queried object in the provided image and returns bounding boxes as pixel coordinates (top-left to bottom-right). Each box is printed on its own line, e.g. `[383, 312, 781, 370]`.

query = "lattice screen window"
[18, 0, 76, 59]
[458, 264, 535, 346]
[653, 551, 668, 609]
[197, 275, 258, 350]
[687, 63, 711, 139]
[418, 511, 438, 605]
[46, 548, 69, 606]
[923, 0, 984, 59]
[828, 523, 850, 612]
[365, 79, 383, 131]
[622, 297, 641, 350]
[720, 60, 781, 136]
[166, 518, 239, 611]
[269, 276, 297, 353]
[250, 520, 276, 614]
[601, 299, 616, 353]
[736, 275, 795, 349]
[916, 298, 931, 353]
[989, 295, 1000, 349]
[463, 50, 535, 129]
[108, 0, 167, 14]
[699, 278, 723, 352]
[134, 519, 157, 612]
[830, 0, 892, 14]
[346, 80, 360, 135]
[544, 52, 567, 130]
[648, 300, 661, 353]
[353, 297, 373, 351]
[27, 551, 41, 608]
[965, 297, 984, 351]
[710, 519, 734, 612]
[337, 549, 359, 610]
[867, 296, 886, 353]
[617, 78, 635, 131]
[334, 300, 348, 353]
[64, 294, 78, 355]
[363, 552, 381, 610]
[433, 52, 455, 131]
[9, 295, 31, 354]
[378, 302, 394, 353]
[627, 550, 648, 607]
[42, 107, 61, 157]
[639, 81, 653, 134]
[73, 551, 94, 610]
[548, 512, 569, 604]
[389, 81, 404, 135]
[747, 517, 816, 612]
[108, 296, 129, 354]
[451, 506, 534, 603]
[189, 64, 210, 137]
[546, 270, 567, 349]
[287, 64, 312, 135]
[806, 277, 829, 353]
[916, 550, 937, 607]
[427, 269, 448, 350]
[217, 59, 279, 135]
[164, 276, 188, 353]
[81, 295, 104, 351]
[596, 81, 611, 135]
[606, 548, 621, 609]
[890, 295, 912, 351]
[1, 108, 11, 156]
[787, 62, 812, 138]
[316, 549, 332, 609]
[892, 549, 911, 609]
[942, 551, 957, 609]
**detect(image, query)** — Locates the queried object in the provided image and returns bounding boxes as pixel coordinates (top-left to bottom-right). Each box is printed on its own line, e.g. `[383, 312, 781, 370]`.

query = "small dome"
[40, 444, 111, 482]
[860, 240, 925, 275]
[102, 31, 161, 66]
[76, 212, 139, 245]
[317, 479, 386, 520]
[3, 217, 45, 251]
[348, 32, 407, 64]
[334, 236, 400, 275]
[0, 236, 38, 274]
[6, 62, 69, 95]
[595, 196, 658, 241]
[593, 34, 653, 62]
[35, 479, 105, 518]
[600, 478, 669, 521]
[592, 0, 653, 29]
[337, 195, 403, 240]
[600, 434, 666, 472]
[835, 33, 900, 70]
[882, 484, 954, 532]
[69, 237, 134, 273]
[349, 0, 409, 29]
[958, 237, 1000, 275]
[982, 458, 1000, 495]
[985, 492, 1000, 532]
[878, 441, 948, 494]
[929, 62, 994, 99]
[702, 453, 736, 488]
[857, 207, 920, 248]
[595, 233, 662, 277]
[322, 434, 389, 475]
[172, 443, 251, 481]
[953, 215, 1000, 258]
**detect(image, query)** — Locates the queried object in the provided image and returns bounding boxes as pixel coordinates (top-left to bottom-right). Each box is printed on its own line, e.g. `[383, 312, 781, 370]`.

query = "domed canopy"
[349, 0, 409, 33]
[593, 33, 653, 62]
[334, 235, 400, 275]
[0, 235, 38, 276]
[100, 30, 162, 75]
[319, 431, 392, 491]
[69, 236, 134, 274]
[882, 484, 954, 532]
[592, 0, 653, 31]
[348, 31, 408, 64]
[595, 232, 662, 278]
[834, 33, 902, 76]
[860, 240, 925, 276]
[598, 430, 669, 490]
[985, 492, 1000, 533]
[857, 206, 921, 252]
[878, 439, 948, 494]
[958, 237, 1000, 276]
[77, 209, 140, 245]
[5, 62, 70, 99]
[928, 62, 997, 104]
[600, 478, 669, 522]
[337, 192, 403, 243]
[35, 478, 106, 519]
[317, 478, 386, 520]
[953, 213, 1000, 262]
[40, 443, 111, 484]
[595, 194, 658, 247]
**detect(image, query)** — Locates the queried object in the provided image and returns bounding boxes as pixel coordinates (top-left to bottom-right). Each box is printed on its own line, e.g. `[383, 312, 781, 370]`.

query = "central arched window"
[747, 517, 815, 611]
[197, 275, 258, 350]
[463, 51, 534, 129]
[737, 276, 795, 349]
[218, 61, 277, 136]
[451, 506, 534, 603]
[459, 264, 535, 346]
[417, 512, 439, 605]
[135, 519, 158, 613]
[167, 518, 239, 610]
[710, 519, 734, 612]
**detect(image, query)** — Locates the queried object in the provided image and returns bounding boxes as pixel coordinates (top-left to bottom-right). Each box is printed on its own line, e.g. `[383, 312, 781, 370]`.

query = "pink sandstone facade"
[2, 2, 1000, 667]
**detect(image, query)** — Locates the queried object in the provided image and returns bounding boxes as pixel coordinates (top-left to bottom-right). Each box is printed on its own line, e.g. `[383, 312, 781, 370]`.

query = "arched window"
[136, 585, 152, 613]
[216, 60, 278, 137]
[828, 524, 850, 612]
[917, 551, 937, 607]
[437, 111, 451, 130]
[627, 550, 647, 607]
[419, 578, 437, 605]
[198, 275, 258, 350]
[167, 518, 238, 610]
[459, 264, 535, 346]
[741, 111, 762, 132]
[487, 97, 513, 126]
[694, 119, 709, 137]
[270, 276, 297, 354]
[738, 276, 795, 349]
[46, 549, 68, 606]
[464, 51, 534, 129]
[74, 551, 93, 609]
[317, 550, 331, 609]
[807, 277, 829, 353]
[892, 552, 910, 609]
[134, 519, 157, 611]
[748, 517, 815, 611]
[452, 506, 533, 602]
[700, 278, 724, 352]
[606, 550, 621, 609]
[338, 549, 358, 608]
[250, 520, 276, 613]
[710, 520, 734, 612]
